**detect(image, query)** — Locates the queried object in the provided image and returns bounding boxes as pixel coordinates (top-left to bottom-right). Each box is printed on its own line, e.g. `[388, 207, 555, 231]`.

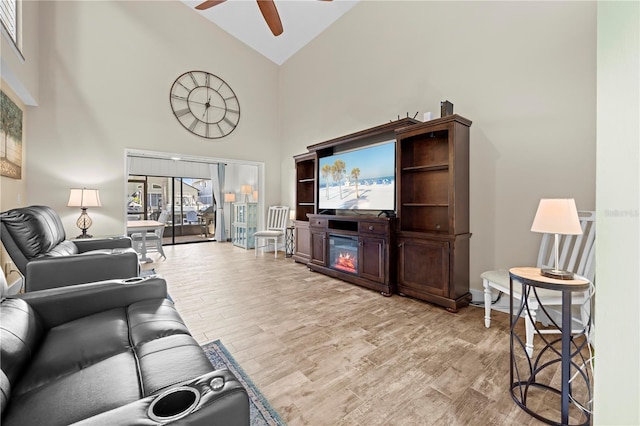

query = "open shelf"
[402, 203, 449, 207]
[400, 169, 449, 207]
[402, 163, 449, 172]
[400, 205, 450, 233]
[294, 152, 317, 222]
[400, 130, 449, 170]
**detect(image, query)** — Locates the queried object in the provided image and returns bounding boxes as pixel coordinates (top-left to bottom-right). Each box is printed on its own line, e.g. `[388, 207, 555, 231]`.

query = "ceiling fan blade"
[195, 0, 227, 11]
[256, 0, 283, 36]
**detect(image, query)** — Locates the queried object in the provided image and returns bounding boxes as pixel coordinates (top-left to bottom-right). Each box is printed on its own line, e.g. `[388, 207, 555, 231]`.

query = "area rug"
[140, 268, 156, 277]
[202, 340, 286, 426]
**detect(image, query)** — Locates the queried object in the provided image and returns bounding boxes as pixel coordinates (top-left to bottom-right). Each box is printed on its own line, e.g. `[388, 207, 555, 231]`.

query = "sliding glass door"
[127, 175, 215, 245]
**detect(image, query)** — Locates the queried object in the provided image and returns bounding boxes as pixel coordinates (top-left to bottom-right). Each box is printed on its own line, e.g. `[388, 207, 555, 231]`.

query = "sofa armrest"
[73, 235, 133, 252]
[25, 249, 140, 292]
[69, 370, 250, 426]
[18, 276, 168, 329]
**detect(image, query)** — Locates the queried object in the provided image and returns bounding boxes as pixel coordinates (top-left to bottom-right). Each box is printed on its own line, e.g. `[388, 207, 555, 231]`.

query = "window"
[0, 0, 18, 46]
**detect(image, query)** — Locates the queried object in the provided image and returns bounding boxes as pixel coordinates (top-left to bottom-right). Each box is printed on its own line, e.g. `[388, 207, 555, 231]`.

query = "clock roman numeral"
[188, 72, 198, 87]
[223, 117, 236, 127]
[171, 93, 187, 101]
[189, 118, 198, 132]
[175, 108, 191, 117]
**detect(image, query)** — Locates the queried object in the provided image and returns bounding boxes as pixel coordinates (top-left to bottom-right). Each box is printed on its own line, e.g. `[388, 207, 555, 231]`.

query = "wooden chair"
[131, 211, 168, 260]
[254, 206, 289, 258]
[482, 211, 595, 356]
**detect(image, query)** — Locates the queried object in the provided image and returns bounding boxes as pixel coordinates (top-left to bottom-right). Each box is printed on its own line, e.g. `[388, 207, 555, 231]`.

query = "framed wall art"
[0, 89, 23, 179]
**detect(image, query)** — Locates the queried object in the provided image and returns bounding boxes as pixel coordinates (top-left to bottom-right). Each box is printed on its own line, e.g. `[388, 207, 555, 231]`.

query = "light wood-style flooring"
[142, 242, 589, 425]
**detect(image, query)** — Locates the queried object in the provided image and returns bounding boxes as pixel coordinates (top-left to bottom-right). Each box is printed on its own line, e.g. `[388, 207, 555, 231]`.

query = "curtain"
[210, 163, 225, 242]
[126, 155, 132, 177]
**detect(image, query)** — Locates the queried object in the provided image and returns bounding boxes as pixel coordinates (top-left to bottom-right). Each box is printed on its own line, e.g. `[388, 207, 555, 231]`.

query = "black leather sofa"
[0, 273, 250, 425]
[0, 205, 140, 292]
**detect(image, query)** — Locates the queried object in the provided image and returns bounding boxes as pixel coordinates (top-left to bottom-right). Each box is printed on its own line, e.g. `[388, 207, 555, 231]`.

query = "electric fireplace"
[329, 234, 358, 275]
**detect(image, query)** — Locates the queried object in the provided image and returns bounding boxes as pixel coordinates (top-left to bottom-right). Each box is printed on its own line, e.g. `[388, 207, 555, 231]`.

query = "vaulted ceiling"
[180, 0, 359, 65]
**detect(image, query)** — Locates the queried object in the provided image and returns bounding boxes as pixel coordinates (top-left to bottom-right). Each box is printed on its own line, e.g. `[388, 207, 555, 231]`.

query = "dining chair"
[185, 210, 198, 224]
[131, 211, 168, 260]
[482, 211, 595, 357]
[254, 206, 290, 258]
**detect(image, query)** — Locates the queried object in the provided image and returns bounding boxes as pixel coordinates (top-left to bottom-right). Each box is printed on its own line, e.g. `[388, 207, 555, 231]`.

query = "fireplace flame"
[334, 251, 357, 273]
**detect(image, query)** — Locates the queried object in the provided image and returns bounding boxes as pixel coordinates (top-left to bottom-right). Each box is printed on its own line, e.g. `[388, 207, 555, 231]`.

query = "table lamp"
[530, 198, 583, 279]
[241, 185, 252, 202]
[67, 188, 102, 238]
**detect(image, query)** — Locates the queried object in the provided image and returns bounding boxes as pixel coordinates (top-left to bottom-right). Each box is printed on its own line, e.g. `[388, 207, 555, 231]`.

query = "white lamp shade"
[67, 188, 102, 208]
[224, 193, 236, 203]
[241, 185, 252, 195]
[531, 198, 582, 235]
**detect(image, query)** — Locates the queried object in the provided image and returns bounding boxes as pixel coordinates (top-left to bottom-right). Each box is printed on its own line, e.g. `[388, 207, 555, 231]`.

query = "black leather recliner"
[0, 205, 140, 292]
[0, 273, 250, 425]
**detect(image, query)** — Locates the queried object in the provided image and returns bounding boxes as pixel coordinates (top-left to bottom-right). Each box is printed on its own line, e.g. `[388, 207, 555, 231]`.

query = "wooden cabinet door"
[359, 236, 385, 283]
[310, 231, 326, 266]
[397, 237, 449, 298]
[293, 222, 311, 262]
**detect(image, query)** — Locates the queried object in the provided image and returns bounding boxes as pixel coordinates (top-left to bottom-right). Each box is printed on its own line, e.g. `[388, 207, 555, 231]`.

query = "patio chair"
[482, 211, 595, 357]
[185, 210, 198, 224]
[254, 206, 289, 258]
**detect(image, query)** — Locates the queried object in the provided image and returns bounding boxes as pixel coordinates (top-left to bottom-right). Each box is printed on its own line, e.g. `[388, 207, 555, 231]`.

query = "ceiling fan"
[195, 0, 331, 37]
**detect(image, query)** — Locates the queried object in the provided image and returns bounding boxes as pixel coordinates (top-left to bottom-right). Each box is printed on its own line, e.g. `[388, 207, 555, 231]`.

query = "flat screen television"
[318, 141, 395, 212]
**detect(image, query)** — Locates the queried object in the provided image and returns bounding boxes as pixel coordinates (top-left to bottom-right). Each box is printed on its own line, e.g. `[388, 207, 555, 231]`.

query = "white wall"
[594, 2, 640, 424]
[279, 1, 596, 295]
[24, 1, 281, 237]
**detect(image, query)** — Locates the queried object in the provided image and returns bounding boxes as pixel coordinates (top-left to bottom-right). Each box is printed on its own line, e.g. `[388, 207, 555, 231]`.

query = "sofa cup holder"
[148, 386, 201, 423]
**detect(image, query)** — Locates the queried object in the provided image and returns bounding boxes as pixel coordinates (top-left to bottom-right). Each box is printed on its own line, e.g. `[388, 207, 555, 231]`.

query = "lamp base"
[540, 268, 574, 280]
[76, 227, 93, 239]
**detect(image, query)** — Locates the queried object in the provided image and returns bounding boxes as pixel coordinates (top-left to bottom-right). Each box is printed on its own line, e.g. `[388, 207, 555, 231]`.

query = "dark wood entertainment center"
[293, 115, 472, 312]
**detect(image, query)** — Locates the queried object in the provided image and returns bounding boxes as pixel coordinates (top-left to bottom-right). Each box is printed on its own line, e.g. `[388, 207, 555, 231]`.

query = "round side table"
[509, 267, 593, 426]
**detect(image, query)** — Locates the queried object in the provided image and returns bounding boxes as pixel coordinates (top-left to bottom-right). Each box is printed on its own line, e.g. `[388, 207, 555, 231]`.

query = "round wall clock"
[169, 71, 240, 139]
